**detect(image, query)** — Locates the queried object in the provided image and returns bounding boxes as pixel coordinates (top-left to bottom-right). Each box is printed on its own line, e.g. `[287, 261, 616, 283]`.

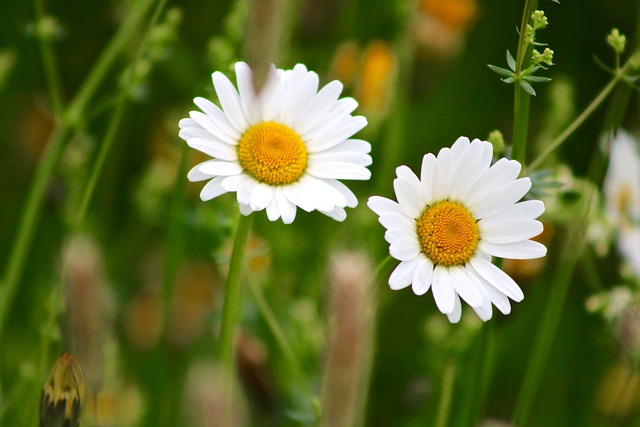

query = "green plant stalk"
[75, 0, 168, 228]
[435, 357, 457, 427]
[34, 0, 64, 117]
[455, 323, 495, 427]
[0, 125, 69, 333]
[512, 185, 594, 426]
[63, 0, 157, 126]
[511, 0, 534, 165]
[0, 0, 158, 335]
[75, 98, 127, 227]
[526, 48, 640, 174]
[219, 213, 254, 367]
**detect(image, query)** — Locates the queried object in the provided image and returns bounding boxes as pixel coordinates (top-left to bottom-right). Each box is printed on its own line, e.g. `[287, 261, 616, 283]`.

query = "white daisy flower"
[367, 137, 547, 323]
[603, 130, 640, 277]
[179, 62, 372, 224]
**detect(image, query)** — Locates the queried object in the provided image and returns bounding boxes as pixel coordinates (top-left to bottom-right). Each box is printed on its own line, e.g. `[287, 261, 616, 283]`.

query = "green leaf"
[520, 80, 537, 96]
[502, 77, 516, 83]
[524, 75, 551, 83]
[488, 64, 514, 78]
[506, 50, 516, 71]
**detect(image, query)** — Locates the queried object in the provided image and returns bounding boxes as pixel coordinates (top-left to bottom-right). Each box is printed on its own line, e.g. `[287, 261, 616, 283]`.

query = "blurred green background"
[2, 0, 640, 426]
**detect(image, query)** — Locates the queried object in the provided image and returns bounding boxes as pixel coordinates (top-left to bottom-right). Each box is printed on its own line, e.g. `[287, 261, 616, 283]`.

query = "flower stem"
[512, 183, 595, 426]
[511, 0, 535, 165]
[219, 213, 254, 368]
[435, 357, 457, 427]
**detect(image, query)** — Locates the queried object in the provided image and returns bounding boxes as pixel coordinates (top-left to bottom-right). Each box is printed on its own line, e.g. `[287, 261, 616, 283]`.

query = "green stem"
[63, 0, 157, 127]
[435, 357, 457, 427]
[0, 126, 70, 333]
[219, 213, 254, 368]
[511, 0, 534, 164]
[247, 278, 299, 375]
[456, 323, 495, 427]
[75, 98, 127, 227]
[34, 0, 64, 117]
[512, 184, 595, 426]
[526, 49, 640, 174]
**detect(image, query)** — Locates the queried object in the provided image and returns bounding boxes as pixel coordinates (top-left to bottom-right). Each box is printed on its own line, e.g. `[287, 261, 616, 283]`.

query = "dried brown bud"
[40, 354, 85, 427]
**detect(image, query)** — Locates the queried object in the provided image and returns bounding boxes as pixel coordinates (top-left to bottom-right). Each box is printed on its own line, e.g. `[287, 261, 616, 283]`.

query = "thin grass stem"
[34, 0, 64, 117]
[435, 357, 457, 427]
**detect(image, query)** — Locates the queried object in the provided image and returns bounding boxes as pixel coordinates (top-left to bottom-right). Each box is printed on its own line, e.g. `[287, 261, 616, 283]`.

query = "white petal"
[282, 181, 316, 212]
[249, 183, 273, 211]
[449, 140, 491, 200]
[299, 176, 348, 209]
[393, 174, 423, 218]
[320, 206, 347, 221]
[472, 296, 493, 321]
[236, 178, 257, 205]
[234, 62, 260, 125]
[239, 202, 253, 215]
[320, 179, 358, 208]
[303, 97, 359, 143]
[389, 237, 421, 261]
[478, 240, 547, 260]
[198, 160, 243, 177]
[265, 199, 281, 222]
[189, 110, 239, 146]
[471, 178, 532, 219]
[212, 71, 249, 132]
[450, 265, 484, 308]
[368, 196, 403, 216]
[220, 174, 251, 191]
[306, 161, 371, 180]
[259, 66, 284, 122]
[187, 163, 213, 182]
[480, 200, 546, 226]
[192, 99, 241, 142]
[420, 153, 437, 204]
[307, 116, 368, 152]
[482, 281, 511, 314]
[389, 258, 421, 290]
[432, 148, 454, 201]
[308, 151, 372, 167]
[446, 295, 462, 323]
[275, 187, 296, 224]
[469, 257, 523, 301]
[450, 136, 470, 154]
[412, 257, 434, 296]
[295, 80, 344, 135]
[281, 65, 318, 126]
[480, 220, 543, 244]
[179, 126, 213, 141]
[186, 138, 238, 161]
[464, 158, 521, 208]
[199, 176, 227, 201]
[431, 265, 456, 314]
[378, 212, 415, 233]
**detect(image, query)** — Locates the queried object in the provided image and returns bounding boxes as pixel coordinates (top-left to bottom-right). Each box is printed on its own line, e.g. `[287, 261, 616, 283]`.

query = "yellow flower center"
[416, 200, 479, 266]
[237, 121, 308, 185]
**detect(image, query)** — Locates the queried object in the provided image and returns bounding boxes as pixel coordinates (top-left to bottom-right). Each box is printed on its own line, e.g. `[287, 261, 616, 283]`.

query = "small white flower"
[368, 137, 547, 323]
[179, 62, 372, 224]
[604, 130, 640, 277]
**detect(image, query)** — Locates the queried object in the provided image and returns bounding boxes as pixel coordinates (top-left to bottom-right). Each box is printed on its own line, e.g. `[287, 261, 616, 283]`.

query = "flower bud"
[40, 354, 85, 427]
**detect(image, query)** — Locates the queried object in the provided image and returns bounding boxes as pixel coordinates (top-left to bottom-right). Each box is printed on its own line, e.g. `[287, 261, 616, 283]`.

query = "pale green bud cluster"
[487, 130, 506, 156]
[532, 48, 554, 67]
[532, 10, 548, 31]
[29, 15, 64, 40]
[607, 28, 626, 55]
